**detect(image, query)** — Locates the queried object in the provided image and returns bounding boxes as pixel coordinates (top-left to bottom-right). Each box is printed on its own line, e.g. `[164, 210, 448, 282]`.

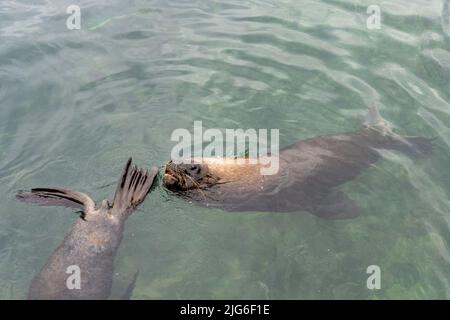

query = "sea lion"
[163, 106, 433, 219]
[16, 158, 158, 300]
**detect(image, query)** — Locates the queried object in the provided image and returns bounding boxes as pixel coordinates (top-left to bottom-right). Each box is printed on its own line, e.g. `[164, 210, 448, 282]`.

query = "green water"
[1, 0, 450, 299]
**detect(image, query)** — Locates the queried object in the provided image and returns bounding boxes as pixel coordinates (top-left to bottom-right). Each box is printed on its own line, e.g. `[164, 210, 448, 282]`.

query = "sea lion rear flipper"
[111, 158, 158, 215]
[16, 188, 96, 214]
[364, 103, 434, 157]
[309, 190, 360, 220]
[392, 136, 435, 158]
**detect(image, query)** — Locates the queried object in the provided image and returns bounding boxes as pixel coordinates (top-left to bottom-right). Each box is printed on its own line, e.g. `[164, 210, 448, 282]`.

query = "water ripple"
[0, 0, 449, 299]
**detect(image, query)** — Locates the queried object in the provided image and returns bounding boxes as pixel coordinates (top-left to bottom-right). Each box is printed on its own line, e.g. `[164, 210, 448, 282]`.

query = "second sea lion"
[17, 158, 158, 300]
[162, 106, 434, 219]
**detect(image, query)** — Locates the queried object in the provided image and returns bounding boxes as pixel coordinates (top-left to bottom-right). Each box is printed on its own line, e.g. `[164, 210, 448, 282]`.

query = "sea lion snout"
[163, 162, 182, 189]
[163, 161, 213, 191]
[163, 173, 179, 187]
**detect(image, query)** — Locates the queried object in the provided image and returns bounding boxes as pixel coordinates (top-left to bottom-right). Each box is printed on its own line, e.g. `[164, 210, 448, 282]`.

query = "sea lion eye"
[185, 165, 201, 175]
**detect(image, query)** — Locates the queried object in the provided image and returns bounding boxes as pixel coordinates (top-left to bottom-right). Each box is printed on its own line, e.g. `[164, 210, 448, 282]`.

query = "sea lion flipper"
[393, 136, 435, 158]
[120, 270, 139, 300]
[111, 158, 158, 215]
[309, 190, 360, 220]
[16, 188, 96, 212]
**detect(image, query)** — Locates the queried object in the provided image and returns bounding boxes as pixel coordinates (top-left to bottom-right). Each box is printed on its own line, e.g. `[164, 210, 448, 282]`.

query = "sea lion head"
[163, 160, 219, 191]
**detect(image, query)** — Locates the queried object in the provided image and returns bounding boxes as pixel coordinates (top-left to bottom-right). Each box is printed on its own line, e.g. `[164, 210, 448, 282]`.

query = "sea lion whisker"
[214, 180, 235, 186]
[183, 174, 208, 201]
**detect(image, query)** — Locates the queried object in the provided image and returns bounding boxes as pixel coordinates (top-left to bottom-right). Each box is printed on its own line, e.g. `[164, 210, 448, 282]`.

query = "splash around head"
[162, 160, 220, 191]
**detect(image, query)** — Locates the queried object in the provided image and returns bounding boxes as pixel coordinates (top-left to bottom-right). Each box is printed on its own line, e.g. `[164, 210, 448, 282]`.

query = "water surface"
[1, 0, 450, 299]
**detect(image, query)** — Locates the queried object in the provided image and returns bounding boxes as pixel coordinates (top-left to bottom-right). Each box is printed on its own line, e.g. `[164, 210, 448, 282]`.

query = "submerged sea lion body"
[163, 106, 433, 219]
[17, 159, 158, 299]
[27, 206, 125, 300]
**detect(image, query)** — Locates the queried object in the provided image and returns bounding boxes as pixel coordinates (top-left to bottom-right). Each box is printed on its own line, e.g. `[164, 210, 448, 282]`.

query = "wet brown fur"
[163, 124, 433, 219]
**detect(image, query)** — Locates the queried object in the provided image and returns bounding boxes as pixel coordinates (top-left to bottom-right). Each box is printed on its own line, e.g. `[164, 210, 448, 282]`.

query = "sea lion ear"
[111, 158, 158, 215]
